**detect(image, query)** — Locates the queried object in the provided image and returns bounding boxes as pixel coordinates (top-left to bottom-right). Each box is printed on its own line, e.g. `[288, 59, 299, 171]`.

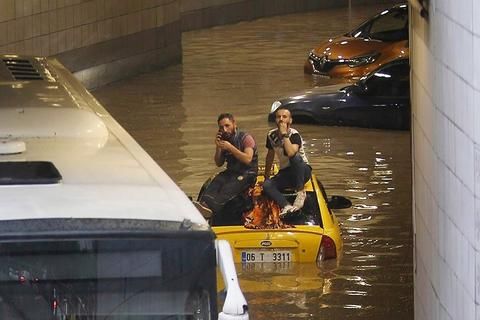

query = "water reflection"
[94, 3, 412, 319]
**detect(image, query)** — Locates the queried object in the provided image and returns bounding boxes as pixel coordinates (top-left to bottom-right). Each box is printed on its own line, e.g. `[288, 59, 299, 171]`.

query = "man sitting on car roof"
[194, 113, 258, 217]
[263, 108, 312, 216]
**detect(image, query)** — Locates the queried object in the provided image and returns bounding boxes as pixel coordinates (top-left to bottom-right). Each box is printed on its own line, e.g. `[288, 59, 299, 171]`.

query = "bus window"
[0, 233, 216, 319]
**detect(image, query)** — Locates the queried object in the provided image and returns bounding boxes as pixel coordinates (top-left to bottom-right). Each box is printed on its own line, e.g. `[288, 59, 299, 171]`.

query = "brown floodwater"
[93, 3, 413, 319]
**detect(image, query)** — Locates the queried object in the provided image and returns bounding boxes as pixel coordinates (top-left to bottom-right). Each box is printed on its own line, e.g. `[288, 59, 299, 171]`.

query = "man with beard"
[263, 108, 311, 216]
[194, 113, 258, 217]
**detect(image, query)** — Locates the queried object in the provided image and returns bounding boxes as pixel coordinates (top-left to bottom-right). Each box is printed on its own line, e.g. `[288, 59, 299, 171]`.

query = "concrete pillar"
[410, 0, 480, 318]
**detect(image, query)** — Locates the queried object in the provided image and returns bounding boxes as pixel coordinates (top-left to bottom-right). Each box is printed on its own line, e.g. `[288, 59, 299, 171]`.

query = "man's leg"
[263, 168, 298, 214]
[289, 154, 312, 209]
[263, 177, 289, 208]
[289, 154, 312, 190]
[195, 171, 231, 217]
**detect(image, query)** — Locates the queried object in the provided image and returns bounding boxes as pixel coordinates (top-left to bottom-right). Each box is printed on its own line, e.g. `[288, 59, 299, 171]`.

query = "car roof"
[349, 3, 408, 36]
[369, 3, 408, 18]
[0, 55, 206, 226]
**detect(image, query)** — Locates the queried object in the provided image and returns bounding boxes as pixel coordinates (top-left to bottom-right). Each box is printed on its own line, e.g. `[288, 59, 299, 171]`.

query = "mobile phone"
[221, 131, 230, 140]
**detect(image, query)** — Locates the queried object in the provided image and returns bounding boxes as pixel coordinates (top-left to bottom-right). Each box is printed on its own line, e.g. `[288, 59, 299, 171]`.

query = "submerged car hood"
[312, 36, 390, 59]
[280, 83, 348, 102]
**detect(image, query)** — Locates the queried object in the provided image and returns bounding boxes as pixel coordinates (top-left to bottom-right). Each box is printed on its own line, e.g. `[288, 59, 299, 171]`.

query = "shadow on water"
[94, 3, 412, 319]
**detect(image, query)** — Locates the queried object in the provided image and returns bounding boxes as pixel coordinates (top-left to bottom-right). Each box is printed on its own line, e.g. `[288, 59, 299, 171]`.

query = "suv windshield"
[0, 234, 216, 319]
[349, 6, 408, 42]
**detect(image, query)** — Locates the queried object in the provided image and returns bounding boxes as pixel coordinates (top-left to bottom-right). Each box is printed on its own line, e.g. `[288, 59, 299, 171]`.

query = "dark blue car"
[270, 58, 410, 130]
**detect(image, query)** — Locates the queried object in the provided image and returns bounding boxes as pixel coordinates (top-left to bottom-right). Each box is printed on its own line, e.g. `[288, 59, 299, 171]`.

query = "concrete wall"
[0, 0, 400, 88]
[0, 0, 181, 89]
[410, 0, 480, 319]
[181, 0, 403, 31]
[180, 0, 344, 32]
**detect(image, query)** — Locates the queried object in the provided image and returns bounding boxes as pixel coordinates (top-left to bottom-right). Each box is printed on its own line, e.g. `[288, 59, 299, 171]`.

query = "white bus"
[0, 54, 248, 320]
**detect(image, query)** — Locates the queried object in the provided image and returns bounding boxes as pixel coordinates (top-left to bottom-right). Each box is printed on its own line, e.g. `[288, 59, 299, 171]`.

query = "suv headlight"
[308, 50, 319, 60]
[271, 101, 282, 113]
[347, 52, 380, 67]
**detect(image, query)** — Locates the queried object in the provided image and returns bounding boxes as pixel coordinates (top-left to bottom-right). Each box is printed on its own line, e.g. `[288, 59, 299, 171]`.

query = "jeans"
[200, 170, 257, 214]
[263, 154, 311, 208]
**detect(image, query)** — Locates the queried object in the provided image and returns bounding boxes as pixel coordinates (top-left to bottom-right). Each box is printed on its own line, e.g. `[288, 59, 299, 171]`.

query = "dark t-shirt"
[266, 132, 302, 150]
[265, 128, 309, 169]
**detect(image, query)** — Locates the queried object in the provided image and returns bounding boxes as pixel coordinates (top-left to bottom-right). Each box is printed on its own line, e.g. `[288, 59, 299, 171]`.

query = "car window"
[367, 8, 408, 41]
[364, 63, 410, 97]
[350, 23, 370, 39]
[316, 179, 336, 217]
[282, 192, 322, 227]
[315, 179, 329, 203]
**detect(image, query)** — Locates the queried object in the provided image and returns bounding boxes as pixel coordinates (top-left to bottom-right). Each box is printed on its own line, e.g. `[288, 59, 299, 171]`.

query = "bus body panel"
[0, 55, 249, 319]
[0, 56, 205, 225]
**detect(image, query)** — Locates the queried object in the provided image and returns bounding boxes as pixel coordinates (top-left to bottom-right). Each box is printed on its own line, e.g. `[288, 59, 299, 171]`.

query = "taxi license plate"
[241, 251, 292, 263]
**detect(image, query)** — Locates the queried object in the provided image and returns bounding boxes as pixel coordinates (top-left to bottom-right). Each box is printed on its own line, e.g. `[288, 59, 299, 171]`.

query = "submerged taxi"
[198, 171, 350, 264]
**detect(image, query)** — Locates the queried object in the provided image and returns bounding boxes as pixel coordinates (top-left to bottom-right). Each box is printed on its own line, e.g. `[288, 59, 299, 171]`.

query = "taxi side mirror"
[328, 195, 352, 209]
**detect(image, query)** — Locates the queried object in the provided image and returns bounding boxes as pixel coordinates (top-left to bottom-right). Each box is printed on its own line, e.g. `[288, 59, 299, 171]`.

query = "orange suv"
[304, 4, 408, 79]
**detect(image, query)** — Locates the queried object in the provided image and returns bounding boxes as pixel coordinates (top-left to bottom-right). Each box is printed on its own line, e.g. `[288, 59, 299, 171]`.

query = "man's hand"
[278, 122, 288, 135]
[215, 130, 223, 145]
[217, 139, 233, 152]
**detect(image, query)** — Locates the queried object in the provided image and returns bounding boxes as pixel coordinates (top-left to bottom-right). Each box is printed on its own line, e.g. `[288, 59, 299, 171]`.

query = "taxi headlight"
[347, 52, 380, 67]
[271, 101, 282, 113]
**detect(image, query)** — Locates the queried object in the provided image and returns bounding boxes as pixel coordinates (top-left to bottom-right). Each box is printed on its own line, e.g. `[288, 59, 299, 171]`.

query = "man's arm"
[217, 141, 253, 165]
[264, 149, 275, 177]
[217, 134, 255, 165]
[278, 123, 299, 158]
[214, 146, 225, 167]
[282, 136, 299, 158]
[214, 130, 226, 167]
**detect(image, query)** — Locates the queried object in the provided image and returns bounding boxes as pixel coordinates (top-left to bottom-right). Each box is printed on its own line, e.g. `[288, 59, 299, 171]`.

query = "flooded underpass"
[93, 3, 413, 319]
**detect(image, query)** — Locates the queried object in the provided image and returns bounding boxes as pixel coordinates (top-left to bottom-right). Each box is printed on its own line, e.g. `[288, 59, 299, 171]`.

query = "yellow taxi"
[198, 171, 350, 265]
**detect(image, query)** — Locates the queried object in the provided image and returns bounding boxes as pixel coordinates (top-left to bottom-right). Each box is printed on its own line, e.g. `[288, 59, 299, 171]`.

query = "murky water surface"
[94, 4, 412, 319]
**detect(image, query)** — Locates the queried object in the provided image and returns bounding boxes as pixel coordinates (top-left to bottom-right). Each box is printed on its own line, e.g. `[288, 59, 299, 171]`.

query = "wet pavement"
[93, 3, 413, 319]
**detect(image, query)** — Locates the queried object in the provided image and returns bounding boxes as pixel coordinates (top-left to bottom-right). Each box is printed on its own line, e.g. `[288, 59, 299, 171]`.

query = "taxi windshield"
[210, 190, 322, 227]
